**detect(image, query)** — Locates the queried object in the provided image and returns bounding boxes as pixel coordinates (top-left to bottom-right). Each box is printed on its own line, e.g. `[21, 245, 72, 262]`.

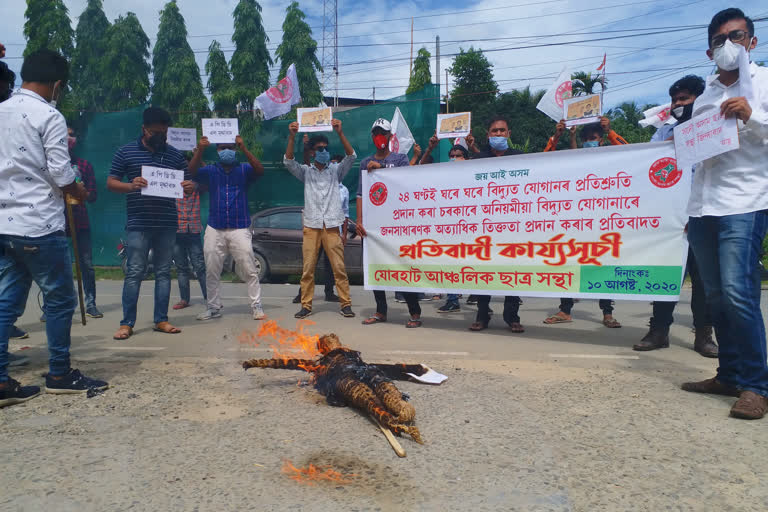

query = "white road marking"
[549, 353, 640, 360]
[378, 350, 470, 356]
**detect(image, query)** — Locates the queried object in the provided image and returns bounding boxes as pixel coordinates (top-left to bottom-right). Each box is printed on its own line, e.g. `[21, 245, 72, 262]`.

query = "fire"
[240, 320, 322, 369]
[281, 460, 357, 486]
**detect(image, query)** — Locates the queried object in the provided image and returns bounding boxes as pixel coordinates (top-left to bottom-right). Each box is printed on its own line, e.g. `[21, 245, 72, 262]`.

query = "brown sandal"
[153, 321, 182, 334]
[113, 325, 133, 340]
[543, 314, 572, 324]
[362, 314, 386, 325]
[603, 318, 622, 328]
[468, 322, 488, 332]
[508, 322, 525, 333]
[405, 317, 422, 328]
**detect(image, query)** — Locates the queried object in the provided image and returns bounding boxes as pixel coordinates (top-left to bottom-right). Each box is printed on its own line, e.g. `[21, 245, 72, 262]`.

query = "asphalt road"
[2, 281, 767, 511]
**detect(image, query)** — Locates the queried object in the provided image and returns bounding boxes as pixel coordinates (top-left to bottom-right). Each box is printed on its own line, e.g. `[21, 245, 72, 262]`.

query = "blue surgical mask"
[582, 141, 600, 148]
[218, 149, 237, 165]
[449, 157, 457, 162]
[489, 137, 509, 151]
[314, 148, 330, 164]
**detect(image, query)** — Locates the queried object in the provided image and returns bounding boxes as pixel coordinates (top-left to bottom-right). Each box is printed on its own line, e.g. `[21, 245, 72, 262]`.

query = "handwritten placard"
[167, 128, 197, 151]
[141, 166, 184, 199]
[437, 112, 471, 139]
[298, 107, 333, 132]
[202, 118, 238, 143]
[674, 111, 739, 170]
[563, 94, 602, 127]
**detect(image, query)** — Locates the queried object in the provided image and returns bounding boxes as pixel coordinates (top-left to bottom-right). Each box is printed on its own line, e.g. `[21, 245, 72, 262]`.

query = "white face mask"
[713, 39, 745, 71]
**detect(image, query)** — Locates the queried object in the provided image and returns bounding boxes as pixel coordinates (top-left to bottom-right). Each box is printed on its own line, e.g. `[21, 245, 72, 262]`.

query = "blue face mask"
[449, 157, 457, 162]
[582, 141, 600, 148]
[489, 137, 509, 151]
[314, 148, 330, 164]
[218, 149, 237, 165]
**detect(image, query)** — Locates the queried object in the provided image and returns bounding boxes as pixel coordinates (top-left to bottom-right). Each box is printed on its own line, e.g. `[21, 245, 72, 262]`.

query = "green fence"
[77, 85, 441, 265]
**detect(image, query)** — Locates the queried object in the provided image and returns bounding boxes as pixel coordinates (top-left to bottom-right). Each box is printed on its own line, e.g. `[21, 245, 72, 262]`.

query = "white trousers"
[203, 226, 262, 311]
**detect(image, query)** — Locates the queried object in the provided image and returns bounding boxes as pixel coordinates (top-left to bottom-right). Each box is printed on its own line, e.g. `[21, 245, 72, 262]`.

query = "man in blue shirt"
[107, 107, 195, 340]
[189, 135, 265, 321]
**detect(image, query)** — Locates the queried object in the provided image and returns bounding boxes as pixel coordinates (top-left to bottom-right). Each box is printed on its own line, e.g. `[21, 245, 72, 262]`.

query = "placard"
[297, 107, 333, 132]
[202, 118, 238, 143]
[563, 94, 602, 127]
[361, 142, 690, 301]
[437, 112, 471, 139]
[673, 111, 739, 170]
[167, 127, 197, 151]
[141, 166, 184, 199]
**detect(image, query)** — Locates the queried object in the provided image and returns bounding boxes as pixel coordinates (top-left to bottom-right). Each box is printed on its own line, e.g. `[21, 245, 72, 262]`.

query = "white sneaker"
[196, 308, 222, 321]
[252, 305, 265, 320]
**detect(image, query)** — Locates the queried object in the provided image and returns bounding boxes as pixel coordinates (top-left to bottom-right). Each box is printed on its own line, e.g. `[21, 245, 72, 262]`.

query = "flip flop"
[543, 315, 572, 324]
[603, 318, 622, 328]
[362, 314, 386, 325]
[173, 301, 189, 310]
[468, 322, 488, 332]
[153, 321, 182, 334]
[508, 323, 525, 333]
[113, 325, 133, 340]
[405, 318, 422, 328]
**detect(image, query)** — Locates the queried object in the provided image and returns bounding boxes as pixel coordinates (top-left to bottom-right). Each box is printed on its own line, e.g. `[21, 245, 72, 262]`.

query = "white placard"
[141, 166, 184, 199]
[436, 112, 471, 139]
[563, 94, 602, 127]
[202, 118, 238, 143]
[297, 107, 333, 132]
[167, 128, 197, 151]
[673, 111, 739, 170]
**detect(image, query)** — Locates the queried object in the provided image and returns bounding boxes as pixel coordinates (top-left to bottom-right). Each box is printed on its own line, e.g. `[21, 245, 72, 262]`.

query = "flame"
[257, 320, 322, 366]
[281, 460, 357, 486]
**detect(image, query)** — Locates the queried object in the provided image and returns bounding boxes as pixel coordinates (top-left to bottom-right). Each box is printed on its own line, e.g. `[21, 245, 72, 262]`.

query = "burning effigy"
[241, 321, 429, 446]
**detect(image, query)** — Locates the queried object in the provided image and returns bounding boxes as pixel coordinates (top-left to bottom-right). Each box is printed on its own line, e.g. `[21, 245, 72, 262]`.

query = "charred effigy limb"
[242, 333, 423, 444]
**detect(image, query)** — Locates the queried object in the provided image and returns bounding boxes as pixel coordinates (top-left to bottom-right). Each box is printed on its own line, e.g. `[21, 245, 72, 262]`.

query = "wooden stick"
[370, 416, 406, 458]
[65, 198, 86, 326]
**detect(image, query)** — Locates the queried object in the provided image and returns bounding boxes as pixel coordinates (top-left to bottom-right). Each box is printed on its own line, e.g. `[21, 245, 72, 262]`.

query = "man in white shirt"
[681, 8, 768, 420]
[0, 50, 109, 408]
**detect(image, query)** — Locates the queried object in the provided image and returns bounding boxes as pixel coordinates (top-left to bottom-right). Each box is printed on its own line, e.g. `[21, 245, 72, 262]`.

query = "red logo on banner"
[556, 80, 573, 108]
[369, 182, 388, 206]
[390, 133, 400, 153]
[266, 76, 294, 104]
[648, 157, 681, 188]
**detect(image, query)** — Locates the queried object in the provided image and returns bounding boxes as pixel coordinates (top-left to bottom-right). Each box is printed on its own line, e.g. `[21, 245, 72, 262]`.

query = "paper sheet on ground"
[167, 128, 197, 151]
[673, 111, 739, 170]
[297, 107, 333, 132]
[564, 94, 601, 127]
[141, 166, 184, 199]
[202, 118, 238, 143]
[406, 365, 448, 385]
[437, 112, 471, 139]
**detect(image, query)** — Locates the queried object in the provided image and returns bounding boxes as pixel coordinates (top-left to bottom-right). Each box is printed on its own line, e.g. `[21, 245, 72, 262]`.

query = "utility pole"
[373, 87, 376, 104]
[436, 36, 440, 87]
[409, 18, 414, 79]
[445, 69, 449, 113]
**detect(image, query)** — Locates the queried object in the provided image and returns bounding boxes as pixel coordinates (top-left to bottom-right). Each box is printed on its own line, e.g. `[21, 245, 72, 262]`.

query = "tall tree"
[448, 47, 497, 114]
[407, 47, 432, 94]
[100, 13, 151, 111]
[206, 40, 237, 116]
[152, 1, 209, 125]
[472, 87, 554, 153]
[275, 1, 322, 107]
[23, 0, 74, 58]
[571, 71, 606, 96]
[230, 0, 272, 112]
[606, 101, 654, 143]
[70, 0, 111, 112]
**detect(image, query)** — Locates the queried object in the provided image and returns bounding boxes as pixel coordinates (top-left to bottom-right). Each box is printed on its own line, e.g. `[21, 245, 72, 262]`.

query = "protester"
[468, 116, 524, 333]
[172, 155, 207, 310]
[284, 120, 356, 319]
[189, 135, 265, 321]
[356, 118, 423, 328]
[409, 143, 423, 166]
[107, 107, 195, 340]
[542, 117, 626, 328]
[682, 8, 768, 419]
[634, 75, 717, 357]
[1, 49, 108, 407]
[0, 59, 14, 103]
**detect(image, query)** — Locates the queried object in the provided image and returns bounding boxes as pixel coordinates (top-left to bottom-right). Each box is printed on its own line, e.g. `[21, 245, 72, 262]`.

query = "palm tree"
[571, 71, 607, 96]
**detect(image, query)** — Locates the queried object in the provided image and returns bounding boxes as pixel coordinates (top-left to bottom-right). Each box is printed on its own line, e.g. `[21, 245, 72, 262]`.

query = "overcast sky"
[2, 0, 766, 110]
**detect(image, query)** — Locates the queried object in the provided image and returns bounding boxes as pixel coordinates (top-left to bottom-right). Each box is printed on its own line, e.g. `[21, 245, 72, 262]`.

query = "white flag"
[639, 103, 672, 129]
[255, 64, 302, 120]
[389, 107, 414, 154]
[536, 66, 572, 122]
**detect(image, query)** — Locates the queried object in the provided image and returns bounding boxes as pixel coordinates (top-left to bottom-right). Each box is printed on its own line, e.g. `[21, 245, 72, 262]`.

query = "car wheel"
[253, 251, 269, 283]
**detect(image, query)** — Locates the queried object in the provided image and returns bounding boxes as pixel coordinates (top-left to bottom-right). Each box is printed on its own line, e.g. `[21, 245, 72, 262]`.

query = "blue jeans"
[446, 294, 460, 305]
[688, 212, 768, 397]
[0, 232, 76, 381]
[174, 232, 207, 304]
[121, 230, 176, 327]
[74, 229, 96, 309]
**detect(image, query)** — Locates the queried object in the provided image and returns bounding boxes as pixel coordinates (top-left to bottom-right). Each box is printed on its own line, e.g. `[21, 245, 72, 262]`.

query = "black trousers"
[650, 248, 710, 331]
[475, 295, 521, 326]
[559, 298, 613, 315]
[374, 291, 421, 316]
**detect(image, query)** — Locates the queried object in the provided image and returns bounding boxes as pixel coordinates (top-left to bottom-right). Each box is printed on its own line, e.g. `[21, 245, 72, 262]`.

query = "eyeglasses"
[710, 29, 749, 49]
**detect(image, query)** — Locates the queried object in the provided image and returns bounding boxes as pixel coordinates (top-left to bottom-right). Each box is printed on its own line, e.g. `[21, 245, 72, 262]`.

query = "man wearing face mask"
[467, 116, 525, 333]
[682, 8, 768, 420]
[1, 49, 109, 406]
[284, 120, 357, 319]
[356, 119, 423, 328]
[634, 75, 717, 356]
[189, 135, 265, 322]
[107, 107, 196, 340]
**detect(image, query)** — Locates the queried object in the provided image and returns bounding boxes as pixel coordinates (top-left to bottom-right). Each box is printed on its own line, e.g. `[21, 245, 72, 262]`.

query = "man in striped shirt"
[106, 107, 195, 340]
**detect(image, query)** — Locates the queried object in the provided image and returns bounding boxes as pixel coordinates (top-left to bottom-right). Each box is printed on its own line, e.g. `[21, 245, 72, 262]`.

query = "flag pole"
[66, 196, 86, 326]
